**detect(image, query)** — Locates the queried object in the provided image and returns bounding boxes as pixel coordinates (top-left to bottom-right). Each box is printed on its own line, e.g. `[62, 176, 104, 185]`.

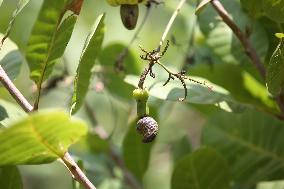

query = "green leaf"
[124, 75, 232, 105]
[1, 0, 30, 45]
[0, 166, 23, 189]
[195, 0, 211, 15]
[0, 100, 26, 127]
[240, 0, 263, 18]
[26, 0, 74, 86]
[87, 132, 109, 153]
[98, 43, 140, 100]
[190, 64, 276, 112]
[0, 50, 22, 81]
[172, 136, 192, 162]
[71, 14, 105, 114]
[171, 147, 230, 189]
[0, 111, 87, 165]
[122, 119, 153, 182]
[0, 34, 23, 81]
[0, 0, 2, 7]
[202, 110, 284, 184]
[266, 38, 284, 96]
[262, 0, 284, 23]
[257, 180, 284, 189]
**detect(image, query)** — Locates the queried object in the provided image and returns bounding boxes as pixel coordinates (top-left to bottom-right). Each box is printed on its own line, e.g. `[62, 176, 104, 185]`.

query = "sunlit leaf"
[171, 147, 230, 189]
[202, 110, 284, 184]
[71, 14, 105, 114]
[0, 111, 87, 165]
[0, 166, 23, 189]
[257, 180, 284, 189]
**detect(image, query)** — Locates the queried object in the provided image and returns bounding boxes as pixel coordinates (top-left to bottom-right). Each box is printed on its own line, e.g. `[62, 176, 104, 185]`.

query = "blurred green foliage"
[1, 0, 284, 189]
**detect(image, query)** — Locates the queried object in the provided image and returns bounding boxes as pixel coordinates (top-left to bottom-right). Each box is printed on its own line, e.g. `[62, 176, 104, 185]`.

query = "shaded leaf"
[172, 136, 192, 162]
[266, 38, 284, 96]
[26, 0, 75, 85]
[0, 100, 25, 127]
[171, 147, 230, 189]
[262, 0, 284, 23]
[202, 110, 284, 184]
[0, 50, 22, 81]
[0, 34, 23, 81]
[99, 43, 140, 100]
[123, 119, 153, 182]
[0, 166, 23, 189]
[0, 111, 87, 165]
[71, 14, 105, 114]
[240, 0, 263, 18]
[87, 132, 109, 153]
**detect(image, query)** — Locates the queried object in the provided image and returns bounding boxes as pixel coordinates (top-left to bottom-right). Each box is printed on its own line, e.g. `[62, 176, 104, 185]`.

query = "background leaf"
[262, 0, 284, 23]
[0, 100, 25, 127]
[122, 119, 153, 183]
[1, 0, 30, 45]
[0, 111, 87, 165]
[266, 38, 284, 96]
[98, 43, 140, 100]
[124, 75, 232, 105]
[202, 110, 284, 184]
[26, 0, 74, 85]
[71, 13, 105, 114]
[0, 34, 23, 81]
[171, 147, 230, 189]
[0, 166, 23, 189]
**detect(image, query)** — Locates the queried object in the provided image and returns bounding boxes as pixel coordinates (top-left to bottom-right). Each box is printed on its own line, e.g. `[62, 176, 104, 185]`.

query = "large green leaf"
[0, 100, 25, 127]
[171, 147, 230, 189]
[0, 166, 23, 189]
[202, 110, 284, 184]
[98, 43, 140, 100]
[266, 38, 284, 96]
[0, 34, 23, 81]
[122, 119, 153, 182]
[26, 0, 75, 86]
[0, 111, 87, 165]
[124, 75, 233, 105]
[1, 0, 30, 45]
[71, 14, 105, 114]
[262, 0, 284, 23]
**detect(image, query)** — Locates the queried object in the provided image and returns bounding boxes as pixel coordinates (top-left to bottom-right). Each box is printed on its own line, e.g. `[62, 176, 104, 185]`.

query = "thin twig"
[210, 0, 266, 78]
[62, 152, 97, 189]
[0, 65, 97, 189]
[157, 0, 186, 52]
[0, 66, 33, 112]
